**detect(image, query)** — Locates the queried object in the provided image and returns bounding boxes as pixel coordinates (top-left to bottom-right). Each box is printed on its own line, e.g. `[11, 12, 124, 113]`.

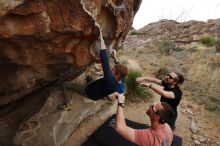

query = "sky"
[133, 0, 220, 29]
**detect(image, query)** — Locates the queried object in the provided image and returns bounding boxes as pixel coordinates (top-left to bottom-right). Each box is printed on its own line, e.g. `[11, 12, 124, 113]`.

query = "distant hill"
[132, 19, 220, 43]
[125, 19, 220, 49]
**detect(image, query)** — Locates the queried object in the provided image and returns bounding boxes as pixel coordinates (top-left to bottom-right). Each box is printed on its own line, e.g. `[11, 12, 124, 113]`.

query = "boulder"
[0, 0, 141, 106]
[0, 0, 141, 145]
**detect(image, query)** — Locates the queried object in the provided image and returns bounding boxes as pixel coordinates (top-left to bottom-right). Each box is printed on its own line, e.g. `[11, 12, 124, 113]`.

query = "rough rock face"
[0, 0, 141, 106]
[12, 72, 117, 146]
[0, 0, 141, 145]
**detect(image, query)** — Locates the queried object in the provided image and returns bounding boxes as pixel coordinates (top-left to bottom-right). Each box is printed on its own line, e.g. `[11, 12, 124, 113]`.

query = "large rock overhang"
[0, 0, 142, 106]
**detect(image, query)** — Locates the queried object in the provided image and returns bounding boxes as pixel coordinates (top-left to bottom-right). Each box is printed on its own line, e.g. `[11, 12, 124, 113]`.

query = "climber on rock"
[57, 29, 128, 111]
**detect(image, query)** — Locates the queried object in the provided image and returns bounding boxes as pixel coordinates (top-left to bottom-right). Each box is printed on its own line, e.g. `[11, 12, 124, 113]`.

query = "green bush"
[199, 35, 216, 47]
[155, 40, 175, 55]
[125, 70, 151, 101]
[129, 31, 143, 35]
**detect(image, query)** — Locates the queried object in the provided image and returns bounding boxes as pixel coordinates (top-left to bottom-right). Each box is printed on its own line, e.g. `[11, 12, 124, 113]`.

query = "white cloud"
[133, 0, 220, 29]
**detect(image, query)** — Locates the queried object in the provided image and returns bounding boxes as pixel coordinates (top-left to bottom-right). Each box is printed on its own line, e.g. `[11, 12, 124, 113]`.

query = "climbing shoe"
[57, 104, 72, 111]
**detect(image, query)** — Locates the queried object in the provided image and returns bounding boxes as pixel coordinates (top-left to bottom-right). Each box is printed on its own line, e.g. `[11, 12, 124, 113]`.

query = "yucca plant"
[125, 70, 151, 102]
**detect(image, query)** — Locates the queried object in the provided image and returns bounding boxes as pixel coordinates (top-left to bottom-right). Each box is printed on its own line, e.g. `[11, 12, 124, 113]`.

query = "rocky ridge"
[123, 19, 220, 49]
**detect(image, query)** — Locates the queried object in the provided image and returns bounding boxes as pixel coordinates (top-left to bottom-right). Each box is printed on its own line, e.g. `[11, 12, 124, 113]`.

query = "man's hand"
[136, 77, 146, 83]
[99, 29, 103, 39]
[110, 49, 119, 63]
[117, 94, 125, 103]
[108, 92, 118, 101]
[140, 82, 152, 88]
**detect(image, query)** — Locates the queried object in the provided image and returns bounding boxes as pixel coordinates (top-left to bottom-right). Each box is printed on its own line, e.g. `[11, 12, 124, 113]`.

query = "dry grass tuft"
[119, 55, 142, 71]
[154, 40, 175, 55]
[188, 48, 220, 113]
[208, 55, 220, 67]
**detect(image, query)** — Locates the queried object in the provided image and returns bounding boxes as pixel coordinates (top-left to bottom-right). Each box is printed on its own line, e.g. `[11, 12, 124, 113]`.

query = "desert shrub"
[193, 62, 213, 87]
[199, 35, 216, 47]
[155, 40, 175, 55]
[119, 56, 142, 71]
[125, 70, 151, 102]
[190, 61, 220, 113]
[215, 38, 220, 53]
[129, 31, 143, 35]
[208, 55, 220, 67]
